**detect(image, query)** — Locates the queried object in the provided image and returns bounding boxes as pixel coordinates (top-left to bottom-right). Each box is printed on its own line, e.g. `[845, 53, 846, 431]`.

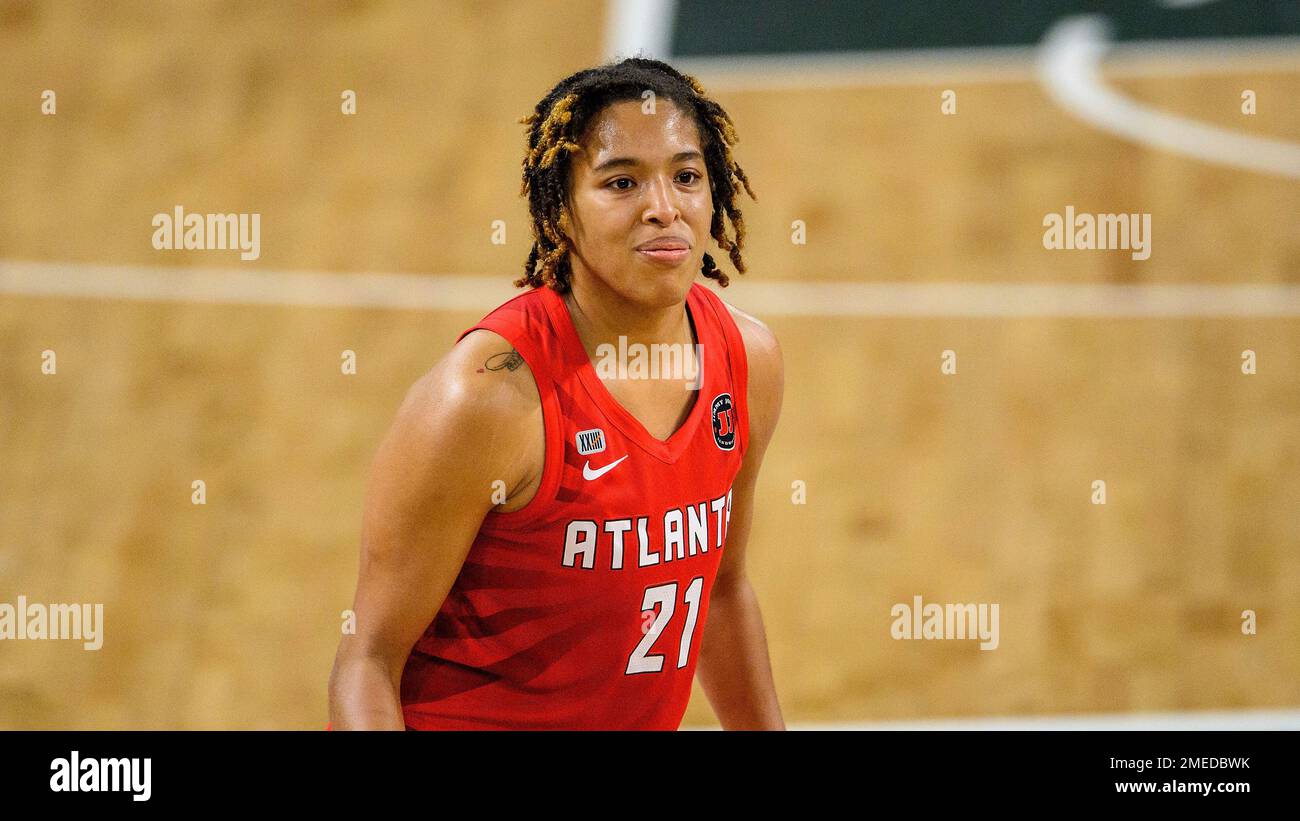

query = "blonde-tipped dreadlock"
[515, 57, 756, 293]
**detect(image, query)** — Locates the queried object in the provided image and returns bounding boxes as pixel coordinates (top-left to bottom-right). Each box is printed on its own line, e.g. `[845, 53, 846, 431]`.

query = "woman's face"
[564, 98, 713, 307]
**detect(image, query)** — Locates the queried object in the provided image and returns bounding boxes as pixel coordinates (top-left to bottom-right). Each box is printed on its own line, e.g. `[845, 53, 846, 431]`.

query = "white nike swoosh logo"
[583, 454, 628, 480]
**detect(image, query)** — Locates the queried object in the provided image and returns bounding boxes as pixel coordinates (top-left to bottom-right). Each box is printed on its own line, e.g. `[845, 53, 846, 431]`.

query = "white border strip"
[674, 36, 1300, 90]
[675, 45, 1041, 90]
[3, 261, 1300, 317]
[785, 708, 1300, 731]
[1039, 16, 1300, 180]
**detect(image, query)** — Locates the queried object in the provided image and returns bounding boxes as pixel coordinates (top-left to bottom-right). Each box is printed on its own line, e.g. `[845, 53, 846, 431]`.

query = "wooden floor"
[0, 1, 1296, 728]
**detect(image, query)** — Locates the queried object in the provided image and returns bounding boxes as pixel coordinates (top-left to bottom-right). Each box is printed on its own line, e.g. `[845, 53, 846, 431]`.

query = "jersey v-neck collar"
[540, 284, 707, 465]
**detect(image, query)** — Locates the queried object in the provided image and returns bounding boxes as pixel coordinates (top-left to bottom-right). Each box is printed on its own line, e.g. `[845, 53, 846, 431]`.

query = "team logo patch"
[575, 428, 607, 455]
[710, 393, 736, 451]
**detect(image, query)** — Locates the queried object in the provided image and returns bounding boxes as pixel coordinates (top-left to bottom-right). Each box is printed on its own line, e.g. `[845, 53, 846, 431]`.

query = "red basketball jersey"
[399, 281, 750, 730]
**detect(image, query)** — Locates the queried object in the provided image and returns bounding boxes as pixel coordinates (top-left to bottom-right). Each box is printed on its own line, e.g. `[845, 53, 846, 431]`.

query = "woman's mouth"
[637, 248, 691, 265]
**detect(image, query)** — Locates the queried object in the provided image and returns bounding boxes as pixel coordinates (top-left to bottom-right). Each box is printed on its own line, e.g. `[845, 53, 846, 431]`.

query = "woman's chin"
[642, 274, 694, 305]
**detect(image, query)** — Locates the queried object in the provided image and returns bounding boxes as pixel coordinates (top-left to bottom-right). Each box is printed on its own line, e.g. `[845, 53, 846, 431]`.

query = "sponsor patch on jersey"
[711, 393, 736, 451]
[575, 428, 607, 455]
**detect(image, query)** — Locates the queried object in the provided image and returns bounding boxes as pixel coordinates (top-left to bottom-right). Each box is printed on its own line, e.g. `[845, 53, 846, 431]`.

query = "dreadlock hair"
[515, 57, 756, 293]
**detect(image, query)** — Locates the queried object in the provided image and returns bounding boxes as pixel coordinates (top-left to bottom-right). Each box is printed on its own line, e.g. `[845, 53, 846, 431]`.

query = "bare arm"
[328, 332, 541, 729]
[695, 306, 785, 730]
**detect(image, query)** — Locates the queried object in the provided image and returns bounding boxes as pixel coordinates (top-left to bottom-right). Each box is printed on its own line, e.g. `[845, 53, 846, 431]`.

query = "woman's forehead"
[577, 100, 703, 169]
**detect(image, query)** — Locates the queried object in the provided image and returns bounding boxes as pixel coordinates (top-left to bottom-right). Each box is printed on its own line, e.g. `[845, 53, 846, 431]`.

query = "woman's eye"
[609, 172, 699, 190]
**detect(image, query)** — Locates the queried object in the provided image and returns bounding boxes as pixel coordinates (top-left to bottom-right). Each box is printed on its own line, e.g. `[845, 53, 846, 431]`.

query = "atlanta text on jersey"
[562, 488, 732, 570]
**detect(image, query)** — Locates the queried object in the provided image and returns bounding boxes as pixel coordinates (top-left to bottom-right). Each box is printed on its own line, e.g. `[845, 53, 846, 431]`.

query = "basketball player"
[328, 58, 784, 730]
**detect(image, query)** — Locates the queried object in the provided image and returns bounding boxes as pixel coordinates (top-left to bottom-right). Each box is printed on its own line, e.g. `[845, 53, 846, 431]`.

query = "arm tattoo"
[485, 349, 524, 372]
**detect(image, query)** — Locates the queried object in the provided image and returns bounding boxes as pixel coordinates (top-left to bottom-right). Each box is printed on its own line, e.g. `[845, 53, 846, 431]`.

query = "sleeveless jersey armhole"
[455, 318, 563, 529]
[695, 285, 751, 460]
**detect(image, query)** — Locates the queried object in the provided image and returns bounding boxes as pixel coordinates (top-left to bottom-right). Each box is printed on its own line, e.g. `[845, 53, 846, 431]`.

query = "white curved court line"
[3, 260, 1300, 317]
[1038, 15, 1300, 180]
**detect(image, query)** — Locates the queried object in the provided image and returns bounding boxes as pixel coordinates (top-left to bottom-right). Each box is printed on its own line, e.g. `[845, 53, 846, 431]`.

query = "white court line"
[0, 260, 514, 312]
[3, 260, 1300, 317]
[786, 708, 1300, 731]
[1039, 16, 1300, 180]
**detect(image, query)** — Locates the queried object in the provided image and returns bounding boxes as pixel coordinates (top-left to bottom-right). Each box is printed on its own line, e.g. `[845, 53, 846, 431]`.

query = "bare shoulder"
[720, 299, 784, 448]
[382, 328, 542, 487]
[721, 299, 783, 391]
[440, 328, 542, 413]
[722, 301, 779, 362]
[399, 329, 539, 419]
